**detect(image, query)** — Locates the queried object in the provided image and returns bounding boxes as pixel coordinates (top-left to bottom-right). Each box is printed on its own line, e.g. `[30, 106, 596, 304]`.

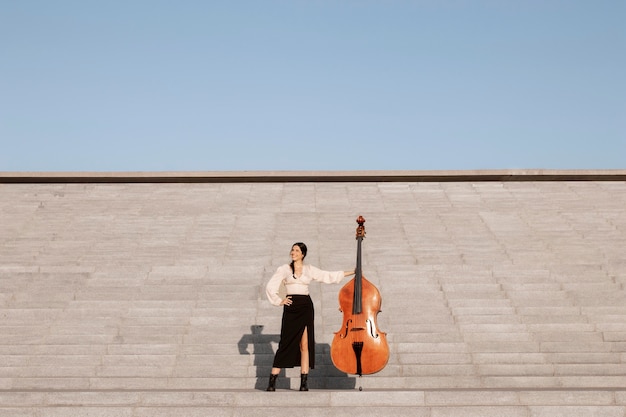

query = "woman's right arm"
[266, 265, 287, 306]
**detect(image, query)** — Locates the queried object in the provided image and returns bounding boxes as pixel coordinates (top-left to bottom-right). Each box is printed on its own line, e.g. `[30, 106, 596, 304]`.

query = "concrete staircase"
[1, 176, 625, 415]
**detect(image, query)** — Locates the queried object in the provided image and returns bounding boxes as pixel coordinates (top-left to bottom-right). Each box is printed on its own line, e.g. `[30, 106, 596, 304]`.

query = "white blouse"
[266, 263, 345, 306]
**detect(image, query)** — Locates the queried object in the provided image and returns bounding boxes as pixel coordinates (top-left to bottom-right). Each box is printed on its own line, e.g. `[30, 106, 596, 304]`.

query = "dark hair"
[290, 242, 307, 274]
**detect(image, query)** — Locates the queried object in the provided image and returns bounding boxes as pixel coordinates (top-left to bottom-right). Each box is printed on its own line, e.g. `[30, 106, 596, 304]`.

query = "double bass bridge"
[349, 320, 380, 339]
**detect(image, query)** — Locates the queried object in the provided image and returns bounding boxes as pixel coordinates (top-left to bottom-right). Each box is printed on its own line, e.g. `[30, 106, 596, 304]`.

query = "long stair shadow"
[238, 324, 356, 390]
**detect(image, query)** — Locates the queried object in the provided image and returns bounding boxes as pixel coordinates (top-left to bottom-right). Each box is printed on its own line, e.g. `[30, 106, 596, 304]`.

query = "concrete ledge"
[1, 169, 626, 183]
[0, 388, 624, 407]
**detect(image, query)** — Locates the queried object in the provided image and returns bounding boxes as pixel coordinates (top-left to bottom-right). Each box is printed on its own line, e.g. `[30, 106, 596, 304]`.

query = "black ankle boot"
[266, 374, 278, 391]
[299, 373, 308, 391]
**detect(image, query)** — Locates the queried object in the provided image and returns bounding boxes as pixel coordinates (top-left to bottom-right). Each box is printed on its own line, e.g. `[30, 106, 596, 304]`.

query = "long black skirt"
[272, 295, 316, 369]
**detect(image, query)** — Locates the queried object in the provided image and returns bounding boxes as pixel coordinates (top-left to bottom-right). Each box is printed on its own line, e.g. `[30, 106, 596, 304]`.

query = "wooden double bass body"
[330, 216, 389, 376]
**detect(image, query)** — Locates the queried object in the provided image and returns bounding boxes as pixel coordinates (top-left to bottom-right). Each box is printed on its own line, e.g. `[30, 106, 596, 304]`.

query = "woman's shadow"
[238, 324, 356, 390]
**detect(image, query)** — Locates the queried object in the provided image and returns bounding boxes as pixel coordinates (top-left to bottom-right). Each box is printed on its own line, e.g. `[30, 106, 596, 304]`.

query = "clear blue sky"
[1, 0, 624, 172]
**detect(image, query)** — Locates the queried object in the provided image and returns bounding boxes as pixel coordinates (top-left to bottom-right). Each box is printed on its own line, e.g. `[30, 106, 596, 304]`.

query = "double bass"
[331, 216, 389, 377]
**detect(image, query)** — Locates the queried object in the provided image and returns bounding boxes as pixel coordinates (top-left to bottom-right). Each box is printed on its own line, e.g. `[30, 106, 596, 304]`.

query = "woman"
[265, 242, 354, 391]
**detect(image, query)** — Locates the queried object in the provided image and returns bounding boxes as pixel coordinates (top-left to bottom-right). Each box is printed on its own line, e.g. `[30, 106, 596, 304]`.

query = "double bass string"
[352, 229, 365, 377]
[353, 231, 363, 315]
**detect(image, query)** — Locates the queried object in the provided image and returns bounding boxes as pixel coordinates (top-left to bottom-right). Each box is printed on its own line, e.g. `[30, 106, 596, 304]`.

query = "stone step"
[2, 178, 625, 411]
[5, 362, 626, 384]
[0, 389, 624, 417]
[6, 374, 626, 392]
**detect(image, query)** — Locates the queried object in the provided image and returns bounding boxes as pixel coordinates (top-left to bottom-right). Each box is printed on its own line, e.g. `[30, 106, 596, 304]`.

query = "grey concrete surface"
[0, 172, 625, 414]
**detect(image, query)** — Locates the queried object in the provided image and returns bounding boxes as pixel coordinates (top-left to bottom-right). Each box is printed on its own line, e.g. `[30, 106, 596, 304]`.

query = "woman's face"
[290, 245, 304, 262]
